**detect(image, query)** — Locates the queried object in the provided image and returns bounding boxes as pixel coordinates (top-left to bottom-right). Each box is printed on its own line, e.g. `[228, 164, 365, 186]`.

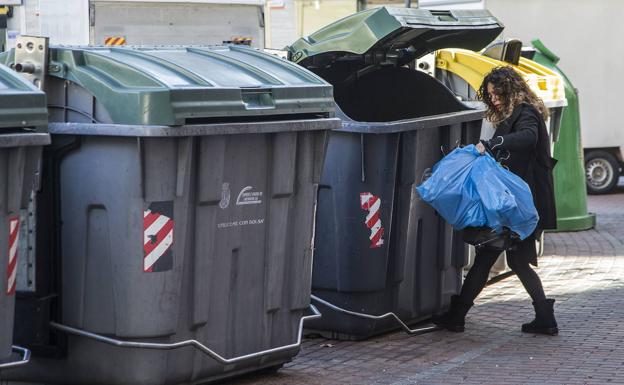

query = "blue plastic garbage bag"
[416, 144, 538, 240]
[471, 154, 539, 240]
[416, 145, 487, 229]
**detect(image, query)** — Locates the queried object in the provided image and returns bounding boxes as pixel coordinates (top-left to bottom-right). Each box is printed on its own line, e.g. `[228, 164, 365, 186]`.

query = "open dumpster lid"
[0, 64, 47, 133]
[287, 7, 503, 71]
[1, 45, 335, 126]
[436, 48, 567, 107]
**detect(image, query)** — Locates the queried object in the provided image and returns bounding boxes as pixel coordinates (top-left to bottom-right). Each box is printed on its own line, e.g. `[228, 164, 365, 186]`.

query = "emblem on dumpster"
[219, 182, 231, 209]
[236, 186, 263, 206]
[6, 216, 19, 295]
[360, 192, 384, 249]
[143, 202, 174, 273]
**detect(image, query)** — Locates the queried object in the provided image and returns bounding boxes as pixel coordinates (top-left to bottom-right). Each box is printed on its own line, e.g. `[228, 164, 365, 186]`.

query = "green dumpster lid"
[2, 45, 335, 126]
[0, 63, 47, 132]
[287, 7, 503, 70]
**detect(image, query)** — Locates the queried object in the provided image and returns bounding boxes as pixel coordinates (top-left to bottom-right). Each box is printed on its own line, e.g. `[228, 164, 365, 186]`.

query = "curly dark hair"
[477, 66, 549, 124]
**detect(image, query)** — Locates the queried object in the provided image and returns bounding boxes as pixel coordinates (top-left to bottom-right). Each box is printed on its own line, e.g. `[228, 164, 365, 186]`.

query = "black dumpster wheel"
[585, 150, 620, 195]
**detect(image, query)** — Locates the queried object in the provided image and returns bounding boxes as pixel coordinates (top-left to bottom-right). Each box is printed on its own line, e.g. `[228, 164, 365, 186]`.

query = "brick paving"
[230, 190, 624, 385]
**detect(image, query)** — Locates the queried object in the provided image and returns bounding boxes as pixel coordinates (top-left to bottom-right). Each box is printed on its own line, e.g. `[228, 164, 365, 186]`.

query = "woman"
[433, 66, 559, 336]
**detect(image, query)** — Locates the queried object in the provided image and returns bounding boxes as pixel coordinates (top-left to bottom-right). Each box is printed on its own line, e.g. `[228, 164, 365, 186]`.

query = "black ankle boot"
[522, 298, 558, 336]
[432, 295, 473, 332]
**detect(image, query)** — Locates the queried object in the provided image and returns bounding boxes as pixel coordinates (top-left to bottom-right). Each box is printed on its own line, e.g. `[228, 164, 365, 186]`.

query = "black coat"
[491, 103, 558, 262]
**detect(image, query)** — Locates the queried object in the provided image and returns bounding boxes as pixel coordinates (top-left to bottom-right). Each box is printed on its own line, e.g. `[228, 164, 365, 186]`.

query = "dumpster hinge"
[12, 35, 49, 91]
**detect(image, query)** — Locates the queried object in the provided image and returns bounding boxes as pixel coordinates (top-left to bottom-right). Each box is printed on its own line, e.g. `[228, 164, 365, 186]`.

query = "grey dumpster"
[288, 7, 503, 340]
[1, 42, 338, 384]
[0, 64, 48, 369]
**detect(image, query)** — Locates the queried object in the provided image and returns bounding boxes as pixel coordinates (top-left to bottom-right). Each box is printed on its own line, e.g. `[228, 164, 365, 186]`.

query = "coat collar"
[493, 102, 529, 136]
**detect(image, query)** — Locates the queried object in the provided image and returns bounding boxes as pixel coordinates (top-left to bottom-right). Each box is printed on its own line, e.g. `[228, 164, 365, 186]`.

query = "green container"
[1, 45, 338, 384]
[531, 39, 595, 231]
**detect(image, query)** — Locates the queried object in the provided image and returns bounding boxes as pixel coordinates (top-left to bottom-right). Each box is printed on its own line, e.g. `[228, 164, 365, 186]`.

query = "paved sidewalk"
[230, 190, 624, 385]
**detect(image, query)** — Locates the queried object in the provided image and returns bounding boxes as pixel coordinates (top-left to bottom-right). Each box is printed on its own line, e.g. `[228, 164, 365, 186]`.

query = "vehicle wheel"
[585, 150, 620, 194]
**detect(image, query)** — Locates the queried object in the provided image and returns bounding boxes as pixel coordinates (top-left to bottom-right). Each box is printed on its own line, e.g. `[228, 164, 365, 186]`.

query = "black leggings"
[459, 241, 547, 303]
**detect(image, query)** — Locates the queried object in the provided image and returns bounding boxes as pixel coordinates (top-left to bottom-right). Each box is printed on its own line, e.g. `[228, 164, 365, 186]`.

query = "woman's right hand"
[476, 142, 486, 155]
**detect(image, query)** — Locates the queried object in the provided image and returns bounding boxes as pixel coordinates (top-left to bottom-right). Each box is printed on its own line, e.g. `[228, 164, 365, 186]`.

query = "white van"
[4, 0, 265, 48]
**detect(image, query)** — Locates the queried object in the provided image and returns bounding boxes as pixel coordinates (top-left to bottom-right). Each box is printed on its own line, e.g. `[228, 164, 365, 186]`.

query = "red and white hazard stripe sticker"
[6, 216, 19, 295]
[360, 192, 384, 249]
[143, 209, 174, 273]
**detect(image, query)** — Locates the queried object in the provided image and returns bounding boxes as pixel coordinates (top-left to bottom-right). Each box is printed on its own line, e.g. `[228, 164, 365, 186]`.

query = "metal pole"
[0, 346, 31, 370]
[405, 0, 411, 7]
[0, 10, 7, 52]
[311, 295, 441, 335]
[50, 304, 322, 365]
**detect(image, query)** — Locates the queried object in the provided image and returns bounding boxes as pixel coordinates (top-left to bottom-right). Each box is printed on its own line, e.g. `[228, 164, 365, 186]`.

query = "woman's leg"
[506, 241, 558, 335]
[432, 247, 501, 332]
[459, 247, 501, 302]
[506, 244, 547, 303]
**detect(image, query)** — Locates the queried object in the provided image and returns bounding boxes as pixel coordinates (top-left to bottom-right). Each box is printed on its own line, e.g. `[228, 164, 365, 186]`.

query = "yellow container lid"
[435, 48, 566, 107]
